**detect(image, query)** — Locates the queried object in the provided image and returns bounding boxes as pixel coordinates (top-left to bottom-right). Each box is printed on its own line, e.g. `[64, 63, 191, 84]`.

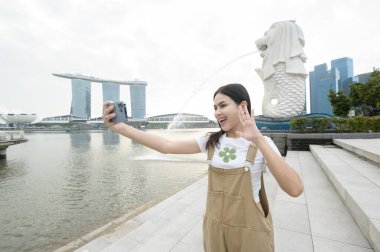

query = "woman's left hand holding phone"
[103, 101, 127, 133]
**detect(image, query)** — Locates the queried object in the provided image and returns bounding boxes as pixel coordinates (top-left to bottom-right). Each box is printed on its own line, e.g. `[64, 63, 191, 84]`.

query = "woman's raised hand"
[103, 101, 126, 132]
[236, 104, 264, 143]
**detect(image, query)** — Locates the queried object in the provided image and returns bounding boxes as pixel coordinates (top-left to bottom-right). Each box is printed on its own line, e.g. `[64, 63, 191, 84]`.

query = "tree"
[348, 70, 380, 116]
[365, 71, 380, 113]
[349, 83, 372, 116]
[328, 89, 352, 117]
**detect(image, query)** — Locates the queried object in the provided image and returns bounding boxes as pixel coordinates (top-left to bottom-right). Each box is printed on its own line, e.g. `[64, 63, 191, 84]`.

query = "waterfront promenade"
[56, 138, 380, 252]
[0, 131, 27, 158]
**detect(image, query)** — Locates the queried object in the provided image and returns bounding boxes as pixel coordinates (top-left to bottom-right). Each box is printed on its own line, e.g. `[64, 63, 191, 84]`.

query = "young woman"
[103, 83, 303, 252]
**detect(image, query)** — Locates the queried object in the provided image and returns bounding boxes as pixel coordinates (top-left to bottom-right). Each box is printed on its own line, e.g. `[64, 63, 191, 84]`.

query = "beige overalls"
[203, 143, 274, 252]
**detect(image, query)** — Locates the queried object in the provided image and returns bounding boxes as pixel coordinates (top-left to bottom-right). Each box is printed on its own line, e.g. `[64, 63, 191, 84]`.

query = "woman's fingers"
[104, 113, 116, 121]
[103, 101, 114, 113]
[103, 101, 116, 124]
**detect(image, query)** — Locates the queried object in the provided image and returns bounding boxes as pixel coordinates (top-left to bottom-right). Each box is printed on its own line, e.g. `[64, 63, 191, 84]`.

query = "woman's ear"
[240, 101, 248, 107]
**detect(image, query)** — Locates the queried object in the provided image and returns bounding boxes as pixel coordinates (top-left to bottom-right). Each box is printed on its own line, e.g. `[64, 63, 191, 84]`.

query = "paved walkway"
[66, 148, 375, 252]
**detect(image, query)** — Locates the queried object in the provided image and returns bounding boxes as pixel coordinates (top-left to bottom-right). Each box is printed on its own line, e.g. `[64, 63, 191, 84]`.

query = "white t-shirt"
[195, 133, 281, 203]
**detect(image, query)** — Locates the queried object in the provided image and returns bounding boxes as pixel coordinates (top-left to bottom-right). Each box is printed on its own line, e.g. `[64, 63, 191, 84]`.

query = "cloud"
[0, 0, 379, 120]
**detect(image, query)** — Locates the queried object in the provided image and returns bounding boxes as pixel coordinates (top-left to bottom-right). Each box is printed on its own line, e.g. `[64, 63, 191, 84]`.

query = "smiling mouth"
[219, 118, 226, 124]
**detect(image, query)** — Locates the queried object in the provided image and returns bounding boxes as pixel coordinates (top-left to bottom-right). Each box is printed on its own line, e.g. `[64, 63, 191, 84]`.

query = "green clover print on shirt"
[218, 147, 237, 163]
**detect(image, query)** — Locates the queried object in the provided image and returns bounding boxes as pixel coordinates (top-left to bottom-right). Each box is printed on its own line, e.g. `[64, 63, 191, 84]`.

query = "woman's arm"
[254, 136, 303, 197]
[236, 104, 304, 197]
[103, 101, 201, 154]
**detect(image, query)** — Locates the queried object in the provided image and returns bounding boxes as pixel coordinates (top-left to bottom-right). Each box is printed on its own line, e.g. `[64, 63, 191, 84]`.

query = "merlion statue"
[255, 20, 308, 118]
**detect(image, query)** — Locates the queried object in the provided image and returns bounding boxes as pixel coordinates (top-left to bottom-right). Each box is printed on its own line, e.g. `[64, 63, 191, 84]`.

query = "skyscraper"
[331, 57, 353, 95]
[71, 78, 91, 119]
[130, 81, 147, 119]
[309, 57, 353, 115]
[102, 82, 120, 102]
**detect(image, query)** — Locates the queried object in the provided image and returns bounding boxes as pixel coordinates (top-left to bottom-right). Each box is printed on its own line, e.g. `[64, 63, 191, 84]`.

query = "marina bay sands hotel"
[52, 73, 147, 120]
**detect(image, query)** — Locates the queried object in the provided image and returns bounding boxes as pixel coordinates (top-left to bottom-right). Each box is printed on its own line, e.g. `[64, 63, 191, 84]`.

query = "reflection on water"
[102, 130, 120, 145]
[0, 129, 210, 252]
[70, 132, 91, 149]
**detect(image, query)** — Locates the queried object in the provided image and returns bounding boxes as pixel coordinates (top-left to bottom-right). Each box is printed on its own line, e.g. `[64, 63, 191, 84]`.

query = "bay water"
[0, 129, 212, 251]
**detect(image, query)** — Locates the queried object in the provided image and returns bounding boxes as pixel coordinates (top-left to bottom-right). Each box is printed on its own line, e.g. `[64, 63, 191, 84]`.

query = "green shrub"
[348, 116, 368, 132]
[331, 118, 349, 133]
[290, 116, 380, 133]
[311, 118, 331, 133]
[290, 117, 310, 133]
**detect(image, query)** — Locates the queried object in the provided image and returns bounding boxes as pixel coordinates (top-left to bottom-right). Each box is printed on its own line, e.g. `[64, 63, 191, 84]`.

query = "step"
[333, 138, 380, 165]
[273, 151, 373, 251]
[310, 144, 380, 252]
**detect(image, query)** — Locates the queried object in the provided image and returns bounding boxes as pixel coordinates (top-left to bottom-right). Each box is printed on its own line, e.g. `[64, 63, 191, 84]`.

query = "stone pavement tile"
[285, 151, 299, 158]
[183, 196, 206, 216]
[170, 242, 203, 252]
[152, 197, 179, 211]
[299, 154, 335, 187]
[334, 139, 380, 164]
[349, 190, 380, 220]
[157, 201, 189, 221]
[133, 204, 166, 223]
[101, 236, 140, 252]
[171, 211, 202, 229]
[74, 237, 111, 252]
[272, 200, 311, 235]
[130, 234, 178, 252]
[103, 219, 141, 242]
[307, 204, 372, 248]
[274, 227, 313, 252]
[313, 236, 374, 252]
[344, 191, 370, 238]
[177, 189, 204, 206]
[303, 183, 346, 209]
[125, 216, 169, 243]
[180, 218, 203, 249]
[341, 176, 379, 194]
[369, 219, 380, 252]
[155, 221, 195, 242]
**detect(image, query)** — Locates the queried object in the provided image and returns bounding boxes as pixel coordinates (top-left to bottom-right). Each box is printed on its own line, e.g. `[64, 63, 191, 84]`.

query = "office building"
[71, 79, 91, 119]
[102, 82, 120, 103]
[309, 57, 353, 115]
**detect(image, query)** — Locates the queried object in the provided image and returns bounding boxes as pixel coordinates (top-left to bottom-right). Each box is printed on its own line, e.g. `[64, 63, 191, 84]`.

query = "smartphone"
[107, 101, 128, 123]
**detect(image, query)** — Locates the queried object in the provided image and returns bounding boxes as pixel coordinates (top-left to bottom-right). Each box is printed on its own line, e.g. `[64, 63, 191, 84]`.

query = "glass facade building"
[309, 57, 353, 115]
[102, 82, 120, 102]
[130, 82, 146, 119]
[331, 57, 353, 95]
[71, 79, 91, 119]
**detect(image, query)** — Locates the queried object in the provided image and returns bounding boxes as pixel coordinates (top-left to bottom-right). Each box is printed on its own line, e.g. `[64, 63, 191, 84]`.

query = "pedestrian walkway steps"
[310, 143, 380, 252]
[69, 149, 375, 252]
[275, 151, 373, 251]
[333, 139, 380, 165]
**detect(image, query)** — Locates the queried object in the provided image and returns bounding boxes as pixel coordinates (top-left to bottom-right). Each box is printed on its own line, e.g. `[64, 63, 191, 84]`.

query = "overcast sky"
[0, 0, 379, 121]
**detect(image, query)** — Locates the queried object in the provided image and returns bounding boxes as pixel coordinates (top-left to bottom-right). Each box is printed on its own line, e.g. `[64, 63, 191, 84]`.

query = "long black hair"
[206, 83, 252, 150]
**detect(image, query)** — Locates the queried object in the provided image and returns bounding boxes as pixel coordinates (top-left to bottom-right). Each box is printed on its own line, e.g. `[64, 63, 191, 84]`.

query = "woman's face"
[213, 93, 241, 133]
